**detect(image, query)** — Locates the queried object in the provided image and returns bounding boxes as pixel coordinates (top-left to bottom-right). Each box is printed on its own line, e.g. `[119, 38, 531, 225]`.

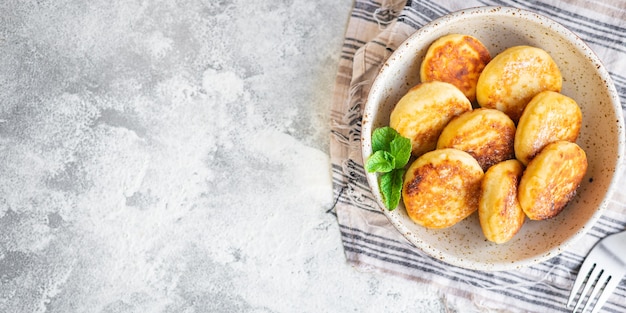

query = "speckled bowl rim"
[361, 6, 625, 271]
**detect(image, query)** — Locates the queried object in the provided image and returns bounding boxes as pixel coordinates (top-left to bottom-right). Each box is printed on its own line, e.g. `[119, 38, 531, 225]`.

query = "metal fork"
[567, 230, 626, 313]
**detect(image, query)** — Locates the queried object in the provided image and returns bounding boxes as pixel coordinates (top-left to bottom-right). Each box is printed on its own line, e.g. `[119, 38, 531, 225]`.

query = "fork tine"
[571, 263, 601, 312]
[581, 270, 607, 313]
[567, 260, 597, 309]
[590, 274, 621, 313]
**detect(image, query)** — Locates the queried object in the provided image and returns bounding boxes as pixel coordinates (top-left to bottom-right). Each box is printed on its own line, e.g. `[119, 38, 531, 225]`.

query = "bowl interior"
[362, 6, 625, 271]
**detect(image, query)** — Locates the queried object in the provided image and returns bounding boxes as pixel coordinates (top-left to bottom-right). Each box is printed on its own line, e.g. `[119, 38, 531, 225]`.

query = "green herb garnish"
[365, 127, 411, 210]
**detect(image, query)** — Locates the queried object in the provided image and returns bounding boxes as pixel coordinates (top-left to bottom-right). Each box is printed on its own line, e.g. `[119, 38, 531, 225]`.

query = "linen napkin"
[329, 0, 626, 312]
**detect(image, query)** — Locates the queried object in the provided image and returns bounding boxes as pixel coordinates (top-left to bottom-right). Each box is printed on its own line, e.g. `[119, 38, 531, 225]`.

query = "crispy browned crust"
[515, 91, 582, 165]
[420, 34, 491, 102]
[403, 149, 484, 229]
[390, 81, 472, 157]
[437, 108, 516, 171]
[479, 159, 526, 244]
[518, 141, 587, 220]
[476, 46, 562, 122]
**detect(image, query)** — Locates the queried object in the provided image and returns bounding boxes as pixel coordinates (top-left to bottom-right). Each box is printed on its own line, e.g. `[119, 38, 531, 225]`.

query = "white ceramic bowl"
[361, 6, 625, 271]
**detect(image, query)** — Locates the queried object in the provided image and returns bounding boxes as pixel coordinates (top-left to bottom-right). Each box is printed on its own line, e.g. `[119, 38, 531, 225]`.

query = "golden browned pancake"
[518, 141, 587, 220]
[420, 34, 491, 102]
[479, 159, 526, 244]
[437, 108, 516, 171]
[515, 91, 582, 165]
[403, 148, 484, 229]
[476, 45, 563, 122]
[390, 81, 472, 157]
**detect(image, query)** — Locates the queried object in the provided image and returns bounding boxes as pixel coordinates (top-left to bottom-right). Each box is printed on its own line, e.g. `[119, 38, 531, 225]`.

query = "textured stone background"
[0, 1, 444, 312]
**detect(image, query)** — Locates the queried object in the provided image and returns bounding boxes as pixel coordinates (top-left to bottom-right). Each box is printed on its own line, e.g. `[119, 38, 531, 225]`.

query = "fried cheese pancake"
[479, 159, 525, 244]
[515, 91, 582, 165]
[518, 141, 587, 220]
[390, 81, 472, 157]
[476, 45, 563, 122]
[420, 34, 491, 102]
[403, 148, 484, 229]
[437, 108, 516, 171]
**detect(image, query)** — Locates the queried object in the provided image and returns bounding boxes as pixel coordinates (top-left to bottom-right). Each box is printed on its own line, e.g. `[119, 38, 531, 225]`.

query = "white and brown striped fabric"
[330, 1, 626, 312]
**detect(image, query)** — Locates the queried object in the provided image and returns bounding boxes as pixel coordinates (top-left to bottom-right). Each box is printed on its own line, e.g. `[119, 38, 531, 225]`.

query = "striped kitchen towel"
[329, 0, 626, 312]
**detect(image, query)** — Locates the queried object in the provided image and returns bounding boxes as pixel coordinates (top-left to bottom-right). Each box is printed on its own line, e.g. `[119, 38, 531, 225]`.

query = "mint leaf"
[372, 127, 399, 152]
[365, 150, 395, 173]
[390, 135, 411, 168]
[380, 169, 405, 210]
[368, 126, 412, 211]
